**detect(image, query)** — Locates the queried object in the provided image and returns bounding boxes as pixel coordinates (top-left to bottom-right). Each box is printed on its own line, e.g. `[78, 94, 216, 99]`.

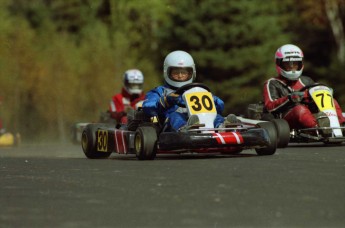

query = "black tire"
[81, 124, 112, 159]
[271, 119, 290, 148]
[135, 126, 157, 160]
[255, 122, 277, 155]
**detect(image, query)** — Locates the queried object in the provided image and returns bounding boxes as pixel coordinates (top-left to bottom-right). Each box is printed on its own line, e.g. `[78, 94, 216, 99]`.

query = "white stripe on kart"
[115, 130, 120, 153]
[232, 132, 241, 144]
[215, 133, 226, 144]
[121, 130, 127, 154]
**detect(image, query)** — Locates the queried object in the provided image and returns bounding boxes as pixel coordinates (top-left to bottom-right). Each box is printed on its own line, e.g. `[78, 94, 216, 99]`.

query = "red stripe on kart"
[114, 130, 120, 153]
[115, 130, 125, 154]
[213, 132, 243, 145]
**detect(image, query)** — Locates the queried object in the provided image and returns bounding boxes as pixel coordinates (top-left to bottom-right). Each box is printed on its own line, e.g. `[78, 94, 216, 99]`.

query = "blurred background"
[0, 0, 344, 142]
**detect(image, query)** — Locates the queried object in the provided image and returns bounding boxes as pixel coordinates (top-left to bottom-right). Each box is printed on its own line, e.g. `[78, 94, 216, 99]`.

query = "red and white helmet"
[275, 44, 304, 80]
[123, 69, 144, 95]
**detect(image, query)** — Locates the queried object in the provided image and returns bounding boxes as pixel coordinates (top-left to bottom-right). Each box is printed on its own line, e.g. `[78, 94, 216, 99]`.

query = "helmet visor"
[279, 57, 303, 71]
[168, 67, 193, 82]
[125, 82, 143, 91]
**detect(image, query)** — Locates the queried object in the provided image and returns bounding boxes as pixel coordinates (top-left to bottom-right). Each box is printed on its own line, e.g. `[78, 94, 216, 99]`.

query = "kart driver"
[142, 50, 236, 132]
[263, 44, 345, 129]
[109, 69, 145, 124]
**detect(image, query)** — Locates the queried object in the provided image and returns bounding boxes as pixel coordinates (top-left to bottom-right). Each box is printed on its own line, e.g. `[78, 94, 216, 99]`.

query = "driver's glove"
[160, 93, 181, 108]
[288, 91, 304, 103]
[124, 105, 134, 113]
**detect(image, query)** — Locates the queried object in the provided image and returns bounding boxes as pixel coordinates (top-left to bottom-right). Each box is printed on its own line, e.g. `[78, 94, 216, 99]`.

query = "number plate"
[97, 130, 108, 152]
[185, 91, 216, 115]
[311, 89, 334, 111]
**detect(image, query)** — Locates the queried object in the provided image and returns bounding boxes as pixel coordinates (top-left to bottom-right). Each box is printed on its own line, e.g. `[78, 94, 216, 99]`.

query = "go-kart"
[71, 111, 117, 144]
[247, 84, 345, 145]
[81, 83, 280, 160]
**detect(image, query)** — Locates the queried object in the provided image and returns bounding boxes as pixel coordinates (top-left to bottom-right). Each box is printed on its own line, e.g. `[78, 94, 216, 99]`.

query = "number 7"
[316, 93, 333, 108]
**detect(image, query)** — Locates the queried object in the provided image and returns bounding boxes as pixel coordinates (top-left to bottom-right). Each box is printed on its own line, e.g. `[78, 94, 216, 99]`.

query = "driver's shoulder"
[266, 77, 287, 87]
[299, 75, 314, 85]
[147, 85, 170, 95]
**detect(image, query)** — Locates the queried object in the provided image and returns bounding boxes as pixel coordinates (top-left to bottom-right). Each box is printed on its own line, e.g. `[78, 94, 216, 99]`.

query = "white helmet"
[163, 50, 196, 88]
[123, 69, 144, 95]
[275, 44, 304, 80]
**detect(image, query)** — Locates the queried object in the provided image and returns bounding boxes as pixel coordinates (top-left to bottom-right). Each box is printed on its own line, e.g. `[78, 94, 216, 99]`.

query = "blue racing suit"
[142, 84, 225, 131]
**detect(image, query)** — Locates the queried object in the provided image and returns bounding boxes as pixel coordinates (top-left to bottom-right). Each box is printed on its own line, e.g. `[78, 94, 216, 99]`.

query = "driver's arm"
[263, 79, 290, 113]
[142, 91, 160, 117]
[142, 86, 168, 117]
[213, 95, 224, 114]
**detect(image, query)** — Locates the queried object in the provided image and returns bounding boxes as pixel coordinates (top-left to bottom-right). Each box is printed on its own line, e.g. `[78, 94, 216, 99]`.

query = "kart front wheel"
[255, 122, 277, 155]
[81, 124, 112, 159]
[271, 119, 290, 148]
[135, 126, 157, 160]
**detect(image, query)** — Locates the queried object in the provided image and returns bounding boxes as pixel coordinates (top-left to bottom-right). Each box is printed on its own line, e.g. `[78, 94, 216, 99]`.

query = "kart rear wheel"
[81, 124, 112, 159]
[271, 119, 290, 148]
[135, 126, 157, 160]
[255, 122, 277, 155]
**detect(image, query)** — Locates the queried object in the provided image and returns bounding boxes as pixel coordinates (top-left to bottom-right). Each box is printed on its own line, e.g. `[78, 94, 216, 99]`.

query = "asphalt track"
[1, 143, 344, 228]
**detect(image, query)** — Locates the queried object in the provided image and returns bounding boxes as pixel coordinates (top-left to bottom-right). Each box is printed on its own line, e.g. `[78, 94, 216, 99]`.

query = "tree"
[158, 0, 291, 114]
[289, 0, 345, 106]
[0, 0, 170, 141]
[325, 0, 345, 63]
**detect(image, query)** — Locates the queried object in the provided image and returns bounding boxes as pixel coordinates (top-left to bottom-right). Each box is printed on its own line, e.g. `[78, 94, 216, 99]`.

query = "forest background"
[0, 0, 344, 142]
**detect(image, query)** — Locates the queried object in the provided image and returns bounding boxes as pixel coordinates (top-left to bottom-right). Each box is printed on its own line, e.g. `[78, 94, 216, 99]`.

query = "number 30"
[189, 95, 213, 111]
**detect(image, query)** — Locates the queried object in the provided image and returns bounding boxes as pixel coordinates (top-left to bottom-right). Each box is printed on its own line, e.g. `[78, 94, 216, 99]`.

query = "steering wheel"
[298, 83, 324, 92]
[175, 83, 211, 95]
[298, 83, 327, 106]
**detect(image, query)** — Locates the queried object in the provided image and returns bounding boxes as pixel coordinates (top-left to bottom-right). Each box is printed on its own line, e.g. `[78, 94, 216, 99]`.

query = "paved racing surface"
[1, 143, 345, 228]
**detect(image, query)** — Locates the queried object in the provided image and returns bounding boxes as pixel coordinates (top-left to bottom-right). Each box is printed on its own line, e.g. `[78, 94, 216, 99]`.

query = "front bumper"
[158, 128, 270, 151]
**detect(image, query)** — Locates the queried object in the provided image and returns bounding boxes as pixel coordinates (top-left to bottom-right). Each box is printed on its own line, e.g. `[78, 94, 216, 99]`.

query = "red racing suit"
[263, 75, 345, 129]
[109, 88, 145, 124]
